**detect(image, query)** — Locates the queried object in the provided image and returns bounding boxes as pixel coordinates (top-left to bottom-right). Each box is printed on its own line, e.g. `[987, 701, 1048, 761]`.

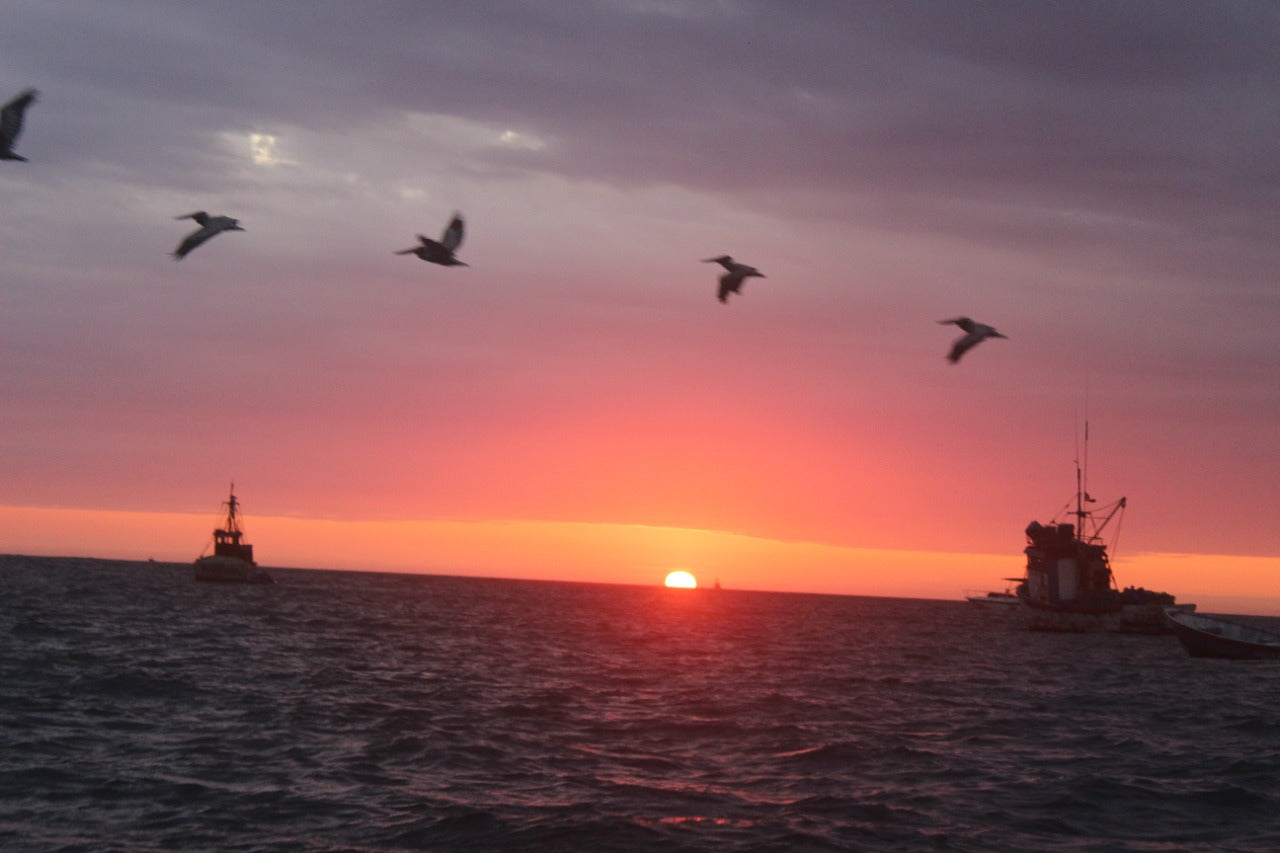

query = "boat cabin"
[1021, 521, 1118, 612]
[212, 524, 255, 564]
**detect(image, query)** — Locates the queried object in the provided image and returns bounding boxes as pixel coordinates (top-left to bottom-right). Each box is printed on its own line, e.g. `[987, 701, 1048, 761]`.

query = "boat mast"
[1073, 420, 1088, 543]
[227, 484, 238, 527]
[221, 482, 242, 544]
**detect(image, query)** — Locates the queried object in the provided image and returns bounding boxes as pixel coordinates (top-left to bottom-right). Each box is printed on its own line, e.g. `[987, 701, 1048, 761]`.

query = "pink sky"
[2, 3, 1278, 610]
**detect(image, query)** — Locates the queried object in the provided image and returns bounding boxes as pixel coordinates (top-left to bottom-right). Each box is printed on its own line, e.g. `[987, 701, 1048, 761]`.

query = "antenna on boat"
[1075, 444, 1084, 543]
[221, 482, 243, 541]
[1083, 419, 1091, 502]
[1074, 382, 1095, 541]
[1070, 413, 1084, 543]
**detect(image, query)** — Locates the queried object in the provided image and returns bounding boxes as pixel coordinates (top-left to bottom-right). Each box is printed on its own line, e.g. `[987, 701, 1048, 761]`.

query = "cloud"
[2, 1, 1278, 566]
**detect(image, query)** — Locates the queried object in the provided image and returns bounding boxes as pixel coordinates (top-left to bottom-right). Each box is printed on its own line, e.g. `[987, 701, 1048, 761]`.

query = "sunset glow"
[1, 5, 1278, 613]
[664, 570, 698, 589]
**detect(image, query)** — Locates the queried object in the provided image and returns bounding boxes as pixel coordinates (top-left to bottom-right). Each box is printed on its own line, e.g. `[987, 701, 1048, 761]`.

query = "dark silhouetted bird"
[172, 211, 245, 260]
[703, 255, 764, 303]
[938, 316, 1007, 363]
[1, 88, 38, 162]
[395, 213, 467, 266]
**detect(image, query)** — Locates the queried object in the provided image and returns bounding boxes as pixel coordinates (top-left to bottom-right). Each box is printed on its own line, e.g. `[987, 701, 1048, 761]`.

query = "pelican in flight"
[395, 213, 467, 266]
[938, 316, 1007, 364]
[171, 211, 245, 260]
[703, 255, 764, 303]
[1, 88, 38, 162]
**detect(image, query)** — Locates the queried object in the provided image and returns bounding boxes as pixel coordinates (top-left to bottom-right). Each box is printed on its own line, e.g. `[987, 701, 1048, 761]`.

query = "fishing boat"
[1015, 425, 1187, 632]
[1166, 611, 1280, 660]
[193, 484, 273, 584]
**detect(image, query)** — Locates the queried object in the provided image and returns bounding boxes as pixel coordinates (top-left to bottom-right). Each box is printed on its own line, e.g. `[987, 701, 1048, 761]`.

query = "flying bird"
[938, 316, 1007, 364]
[171, 211, 245, 260]
[703, 255, 764, 303]
[395, 213, 467, 266]
[1, 88, 38, 162]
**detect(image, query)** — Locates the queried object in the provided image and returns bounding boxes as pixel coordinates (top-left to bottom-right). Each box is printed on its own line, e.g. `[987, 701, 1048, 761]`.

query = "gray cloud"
[8, 1, 1278, 238]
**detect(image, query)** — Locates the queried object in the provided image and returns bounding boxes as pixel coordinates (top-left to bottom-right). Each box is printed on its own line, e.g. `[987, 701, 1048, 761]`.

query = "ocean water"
[2, 555, 1278, 852]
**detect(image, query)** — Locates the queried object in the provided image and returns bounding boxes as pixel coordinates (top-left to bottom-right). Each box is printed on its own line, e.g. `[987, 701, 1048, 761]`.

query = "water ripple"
[2, 555, 1278, 851]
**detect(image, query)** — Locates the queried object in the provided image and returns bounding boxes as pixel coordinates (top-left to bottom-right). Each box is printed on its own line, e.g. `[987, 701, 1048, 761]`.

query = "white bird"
[1, 88, 38, 162]
[703, 255, 764, 303]
[395, 213, 467, 266]
[938, 317, 1007, 364]
[172, 211, 244, 260]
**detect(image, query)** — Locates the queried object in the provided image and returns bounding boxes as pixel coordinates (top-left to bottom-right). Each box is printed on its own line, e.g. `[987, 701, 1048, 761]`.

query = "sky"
[2, 1, 1278, 611]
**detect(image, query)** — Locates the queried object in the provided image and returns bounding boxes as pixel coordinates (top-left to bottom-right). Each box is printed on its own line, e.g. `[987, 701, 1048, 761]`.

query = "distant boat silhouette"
[964, 587, 1019, 609]
[395, 213, 467, 266]
[703, 255, 764, 303]
[0, 88, 37, 162]
[172, 211, 244, 260]
[938, 316, 1006, 363]
[193, 484, 273, 584]
[962, 584, 1018, 612]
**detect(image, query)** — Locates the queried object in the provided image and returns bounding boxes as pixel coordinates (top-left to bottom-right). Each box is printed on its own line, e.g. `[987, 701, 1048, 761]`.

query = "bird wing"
[176, 211, 211, 226]
[0, 89, 37, 149]
[947, 333, 979, 364]
[718, 271, 744, 302]
[939, 317, 976, 333]
[173, 225, 217, 260]
[441, 214, 464, 252]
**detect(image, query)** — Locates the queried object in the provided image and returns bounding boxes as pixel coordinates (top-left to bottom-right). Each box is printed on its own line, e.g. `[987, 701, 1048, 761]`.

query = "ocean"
[2, 555, 1277, 852]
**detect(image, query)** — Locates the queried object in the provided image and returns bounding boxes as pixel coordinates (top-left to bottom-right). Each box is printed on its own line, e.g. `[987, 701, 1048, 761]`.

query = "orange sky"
[3, 505, 1276, 615]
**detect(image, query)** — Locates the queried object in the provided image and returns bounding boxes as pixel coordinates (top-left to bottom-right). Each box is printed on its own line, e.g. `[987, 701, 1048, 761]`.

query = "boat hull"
[193, 556, 273, 584]
[1017, 599, 1121, 632]
[1016, 599, 1192, 633]
[965, 592, 1019, 611]
[1120, 602, 1194, 634]
[1166, 611, 1280, 660]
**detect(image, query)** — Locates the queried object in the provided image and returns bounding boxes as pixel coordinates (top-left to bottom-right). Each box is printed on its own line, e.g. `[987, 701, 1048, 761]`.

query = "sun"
[664, 570, 698, 589]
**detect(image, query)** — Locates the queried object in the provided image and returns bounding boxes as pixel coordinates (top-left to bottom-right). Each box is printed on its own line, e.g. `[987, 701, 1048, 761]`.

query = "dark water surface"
[2, 555, 1277, 851]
